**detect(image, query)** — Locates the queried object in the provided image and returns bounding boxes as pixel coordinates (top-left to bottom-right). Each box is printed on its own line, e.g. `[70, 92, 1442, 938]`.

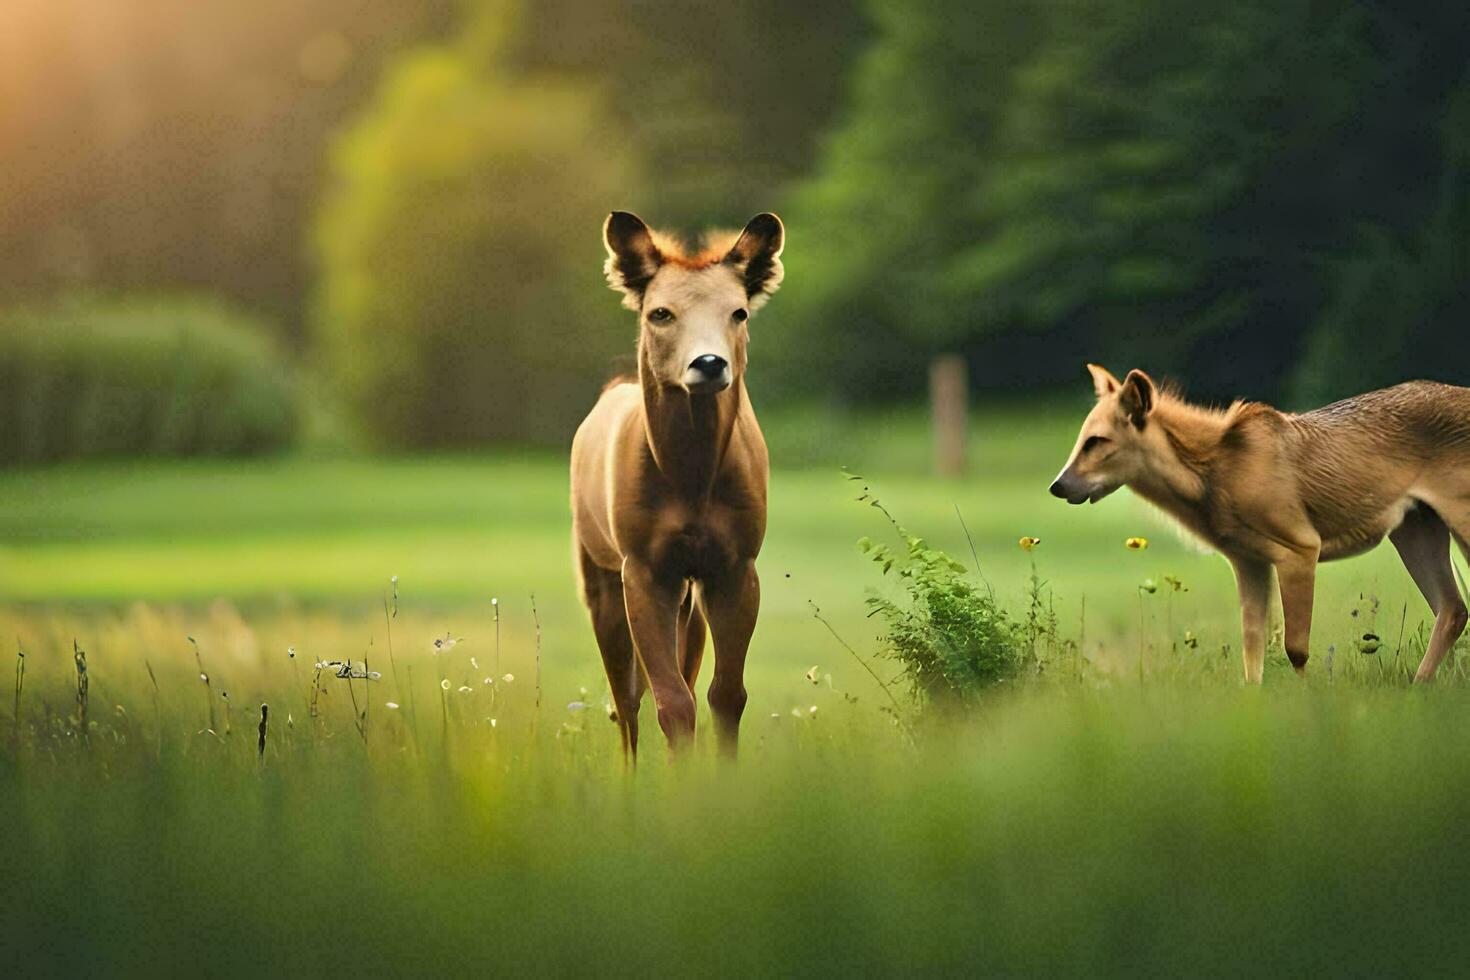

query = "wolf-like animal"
[570, 211, 783, 757]
[1051, 365, 1470, 683]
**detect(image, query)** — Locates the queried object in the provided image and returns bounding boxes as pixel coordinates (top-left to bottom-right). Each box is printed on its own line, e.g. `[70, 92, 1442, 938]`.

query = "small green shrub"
[857, 484, 1028, 704]
[0, 294, 299, 465]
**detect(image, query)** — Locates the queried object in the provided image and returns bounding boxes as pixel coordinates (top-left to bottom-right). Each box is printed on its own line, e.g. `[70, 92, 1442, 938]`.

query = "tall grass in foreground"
[7, 664, 1470, 975]
[3, 505, 1470, 974]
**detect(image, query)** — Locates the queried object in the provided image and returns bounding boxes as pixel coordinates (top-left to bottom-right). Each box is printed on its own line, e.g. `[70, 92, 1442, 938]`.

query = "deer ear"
[1087, 363, 1121, 398]
[1118, 369, 1156, 428]
[724, 212, 785, 311]
[603, 211, 662, 311]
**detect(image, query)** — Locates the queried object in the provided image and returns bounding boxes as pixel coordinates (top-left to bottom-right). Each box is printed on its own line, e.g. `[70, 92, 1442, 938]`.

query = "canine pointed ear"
[724, 212, 785, 311]
[603, 211, 662, 311]
[1087, 363, 1121, 398]
[1118, 369, 1156, 428]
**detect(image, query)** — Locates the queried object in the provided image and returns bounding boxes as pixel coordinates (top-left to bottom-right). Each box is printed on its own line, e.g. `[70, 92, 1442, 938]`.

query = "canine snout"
[1049, 471, 1092, 505]
[685, 354, 731, 393]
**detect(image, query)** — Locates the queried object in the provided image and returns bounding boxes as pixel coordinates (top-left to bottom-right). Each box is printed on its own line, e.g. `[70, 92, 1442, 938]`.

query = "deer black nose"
[1049, 480, 1068, 499]
[690, 354, 727, 378]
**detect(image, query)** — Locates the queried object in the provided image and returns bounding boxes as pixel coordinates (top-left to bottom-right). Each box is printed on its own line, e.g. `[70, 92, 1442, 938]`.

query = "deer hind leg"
[702, 560, 759, 755]
[1390, 503, 1468, 683]
[578, 547, 645, 760]
[678, 584, 708, 690]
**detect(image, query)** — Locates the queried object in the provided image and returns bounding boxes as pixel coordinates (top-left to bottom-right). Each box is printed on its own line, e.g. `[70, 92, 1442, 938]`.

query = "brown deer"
[570, 211, 784, 758]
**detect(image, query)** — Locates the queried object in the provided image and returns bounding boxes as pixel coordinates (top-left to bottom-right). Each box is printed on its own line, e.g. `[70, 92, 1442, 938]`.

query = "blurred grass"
[0, 403, 1438, 672]
[5, 404, 1469, 974]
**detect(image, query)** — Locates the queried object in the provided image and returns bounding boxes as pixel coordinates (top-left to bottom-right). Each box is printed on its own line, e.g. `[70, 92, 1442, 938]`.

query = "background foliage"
[0, 295, 298, 464]
[775, 0, 1470, 407]
[2, 0, 1467, 451]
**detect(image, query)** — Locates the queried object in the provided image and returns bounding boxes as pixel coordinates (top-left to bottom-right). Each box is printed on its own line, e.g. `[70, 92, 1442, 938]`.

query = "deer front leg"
[622, 559, 696, 750]
[1275, 551, 1318, 677]
[702, 560, 759, 756]
[1232, 558, 1272, 684]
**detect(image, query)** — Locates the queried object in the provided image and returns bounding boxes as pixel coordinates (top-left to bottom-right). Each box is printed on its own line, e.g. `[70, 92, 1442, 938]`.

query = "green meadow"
[5, 407, 1469, 975]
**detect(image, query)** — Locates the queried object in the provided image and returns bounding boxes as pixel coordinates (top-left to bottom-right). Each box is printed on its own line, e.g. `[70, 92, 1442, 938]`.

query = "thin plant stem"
[493, 597, 501, 674]
[190, 636, 216, 733]
[808, 600, 914, 744]
[145, 660, 161, 757]
[531, 593, 542, 711]
[953, 504, 992, 595]
[12, 639, 24, 748]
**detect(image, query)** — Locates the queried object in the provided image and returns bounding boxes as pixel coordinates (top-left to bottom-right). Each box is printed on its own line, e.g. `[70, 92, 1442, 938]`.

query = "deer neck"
[639, 353, 742, 502]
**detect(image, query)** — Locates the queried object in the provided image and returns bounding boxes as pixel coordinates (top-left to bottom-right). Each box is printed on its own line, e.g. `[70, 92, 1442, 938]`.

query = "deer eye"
[647, 307, 674, 323]
[1083, 435, 1110, 453]
[732, 308, 748, 323]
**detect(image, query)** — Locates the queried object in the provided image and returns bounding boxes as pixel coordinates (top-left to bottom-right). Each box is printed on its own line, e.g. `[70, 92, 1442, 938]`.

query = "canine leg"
[622, 558, 697, 749]
[1275, 551, 1318, 676]
[579, 548, 644, 760]
[1393, 504, 1469, 682]
[1232, 558, 1272, 684]
[678, 585, 708, 689]
[701, 560, 759, 755]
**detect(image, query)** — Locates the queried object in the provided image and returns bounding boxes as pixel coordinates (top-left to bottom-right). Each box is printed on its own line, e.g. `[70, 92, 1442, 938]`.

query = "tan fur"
[571, 211, 783, 758]
[1053, 365, 1470, 683]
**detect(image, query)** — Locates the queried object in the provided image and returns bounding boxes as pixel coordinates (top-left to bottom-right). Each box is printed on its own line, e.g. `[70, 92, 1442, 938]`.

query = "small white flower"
[458, 685, 472, 694]
[579, 686, 589, 697]
[288, 647, 296, 659]
[391, 575, 398, 585]
[502, 673, 514, 683]
[804, 665, 820, 684]
[487, 718, 498, 728]
[440, 679, 451, 691]
[808, 705, 818, 715]
[567, 701, 586, 711]
[470, 657, 479, 670]
[483, 677, 494, 686]
[491, 597, 499, 607]
[386, 702, 400, 710]
[791, 708, 803, 718]
[770, 712, 780, 719]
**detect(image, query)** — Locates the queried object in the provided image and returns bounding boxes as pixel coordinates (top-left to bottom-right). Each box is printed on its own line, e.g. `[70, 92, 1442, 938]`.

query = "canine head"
[603, 211, 784, 395]
[1050, 364, 1160, 505]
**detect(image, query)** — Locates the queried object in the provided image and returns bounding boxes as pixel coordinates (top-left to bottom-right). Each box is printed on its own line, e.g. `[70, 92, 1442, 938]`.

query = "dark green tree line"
[775, 0, 1470, 407]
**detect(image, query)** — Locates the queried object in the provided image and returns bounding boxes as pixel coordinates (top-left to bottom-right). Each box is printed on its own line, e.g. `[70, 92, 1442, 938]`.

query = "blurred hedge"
[0, 295, 299, 466]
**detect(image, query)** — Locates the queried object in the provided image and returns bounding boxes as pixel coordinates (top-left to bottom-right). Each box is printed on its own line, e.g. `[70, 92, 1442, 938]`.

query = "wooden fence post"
[930, 354, 967, 478]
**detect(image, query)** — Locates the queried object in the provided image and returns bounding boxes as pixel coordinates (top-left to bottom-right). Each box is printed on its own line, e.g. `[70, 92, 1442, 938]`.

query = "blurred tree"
[314, 0, 867, 446]
[313, 15, 635, 447]
[0, 0, 456, 341]
[763, 0, 1047, 400]
[779, 0, 1470, 406]
[511, 0, 867, 229]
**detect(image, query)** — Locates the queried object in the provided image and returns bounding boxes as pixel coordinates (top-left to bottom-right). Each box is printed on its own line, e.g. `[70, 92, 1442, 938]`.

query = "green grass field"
[5, 406, 1470, 974]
